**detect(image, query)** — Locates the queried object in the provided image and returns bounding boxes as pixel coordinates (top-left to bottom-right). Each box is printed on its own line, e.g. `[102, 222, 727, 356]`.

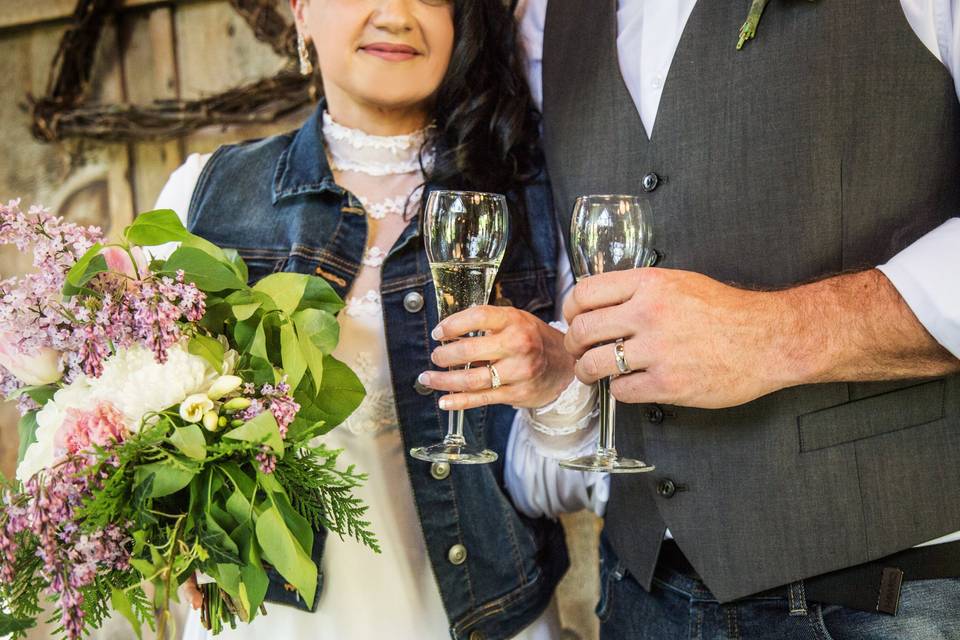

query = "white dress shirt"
[504, 0, 960, 550]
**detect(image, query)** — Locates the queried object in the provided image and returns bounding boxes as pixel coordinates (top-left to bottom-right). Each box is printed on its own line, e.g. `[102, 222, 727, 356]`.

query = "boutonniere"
[738, 0, 815, 49]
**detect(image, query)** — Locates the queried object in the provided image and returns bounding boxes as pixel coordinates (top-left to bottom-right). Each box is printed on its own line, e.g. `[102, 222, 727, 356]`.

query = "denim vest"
[186, 105, 569, 639]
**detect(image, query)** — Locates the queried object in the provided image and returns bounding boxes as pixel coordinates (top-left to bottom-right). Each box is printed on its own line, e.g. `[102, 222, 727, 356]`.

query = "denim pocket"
[234, 248, 287, 286]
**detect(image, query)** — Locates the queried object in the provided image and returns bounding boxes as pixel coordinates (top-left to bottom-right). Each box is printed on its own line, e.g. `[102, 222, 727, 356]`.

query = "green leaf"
[223, 410, 284, 456]
[239, 535, 269, 621]
[280, 321, 307, 391]
[292, 308, 339, 356]
[293, 356, 365, 428]
[269, 486, 313, 556]
[161, 247, 245, 292]
[65, 243, 106, 288]
[8, 384, 57, 404]
[222, 248, 250, 284]
[0, 614, 36, 636]
[188, 334, 225, 372]
[225, 290, 261, 322]
[129, 558, 156, 577]
[253, 273, 309, 315]
[169, 424, 207, 461]
[300, 277, 345, 314]
[124, 209, 189, 245]
[180, 232, 230, 263]
[111, 587, 143, 640]
[255, 505, 317, 606]
[16, 411, 38, 465]
[134, 459, 198, 498]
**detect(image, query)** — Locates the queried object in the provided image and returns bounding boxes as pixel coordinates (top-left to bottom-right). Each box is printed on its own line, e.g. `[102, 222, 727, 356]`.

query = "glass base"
[559, 454, 655, 474]
[410, 442, 499, 465]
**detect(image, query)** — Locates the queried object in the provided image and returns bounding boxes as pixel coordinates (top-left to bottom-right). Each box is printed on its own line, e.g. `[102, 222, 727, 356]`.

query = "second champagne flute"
[560, 194, 656, 474]
[410, 190, 508, 464]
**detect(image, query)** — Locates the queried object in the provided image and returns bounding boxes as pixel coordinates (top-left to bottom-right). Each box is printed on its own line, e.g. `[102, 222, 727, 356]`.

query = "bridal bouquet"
[0, 201, 375, 639]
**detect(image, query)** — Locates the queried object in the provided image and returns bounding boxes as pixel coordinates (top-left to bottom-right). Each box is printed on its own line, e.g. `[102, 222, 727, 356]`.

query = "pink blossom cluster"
[237, 377, 300, 439]
[0, 200, 206, 397]
[55, 401, 129, 457]
[1, 456, 131, 639]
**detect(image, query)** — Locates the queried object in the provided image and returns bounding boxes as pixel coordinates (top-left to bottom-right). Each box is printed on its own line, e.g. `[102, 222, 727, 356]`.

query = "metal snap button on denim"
[657, 479, 677, 498]
[403, 291, 424, 313]
[642, 172, 660, 192]
[430, 462, 450, 480]
[414, 379, 432, 396]
[648, 405, 665, 424]
[448, 544, 468, 565]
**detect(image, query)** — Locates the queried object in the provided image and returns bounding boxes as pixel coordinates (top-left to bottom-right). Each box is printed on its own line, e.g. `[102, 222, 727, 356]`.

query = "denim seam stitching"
[452, 568, 546, 634]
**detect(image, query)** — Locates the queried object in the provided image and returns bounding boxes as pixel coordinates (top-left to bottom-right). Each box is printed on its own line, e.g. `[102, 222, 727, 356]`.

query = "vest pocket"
[798, 379, 946, 452]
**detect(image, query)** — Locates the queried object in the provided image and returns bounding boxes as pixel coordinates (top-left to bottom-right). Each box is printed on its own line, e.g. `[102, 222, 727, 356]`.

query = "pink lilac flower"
[0, 201, 207, 400]
[0, 454, 131, 640]
[255, 446, 277, 474]
[236, 377, 300, 439]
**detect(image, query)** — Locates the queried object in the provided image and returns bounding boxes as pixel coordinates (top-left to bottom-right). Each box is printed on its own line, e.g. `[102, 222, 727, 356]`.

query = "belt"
[657, 539, 960, 615]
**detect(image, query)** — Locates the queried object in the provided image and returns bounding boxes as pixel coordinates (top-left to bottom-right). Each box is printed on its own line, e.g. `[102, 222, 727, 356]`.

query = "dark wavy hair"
[423, 0, 542, 201]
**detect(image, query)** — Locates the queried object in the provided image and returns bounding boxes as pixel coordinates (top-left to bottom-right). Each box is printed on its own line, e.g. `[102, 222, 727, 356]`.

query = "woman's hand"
[180, 573, 203, 611]
[419, 306, 576, 411]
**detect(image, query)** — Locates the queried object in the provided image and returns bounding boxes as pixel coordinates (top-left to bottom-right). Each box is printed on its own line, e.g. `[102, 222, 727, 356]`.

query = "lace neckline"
[323, 111, 434, 176]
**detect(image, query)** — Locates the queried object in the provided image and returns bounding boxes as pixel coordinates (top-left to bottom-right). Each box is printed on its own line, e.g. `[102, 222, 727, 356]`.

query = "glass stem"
[597, 377, 617, 457]
[444, 362, 471, 446]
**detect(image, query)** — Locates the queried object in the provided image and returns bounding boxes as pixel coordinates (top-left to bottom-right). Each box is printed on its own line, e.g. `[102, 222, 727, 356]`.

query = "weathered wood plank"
[125, 7, 184, 213]
[0, 0, 198, 32]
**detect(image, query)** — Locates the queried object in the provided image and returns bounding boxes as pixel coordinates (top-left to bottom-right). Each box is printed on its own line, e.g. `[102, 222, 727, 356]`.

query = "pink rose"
[54, 400, 128, 456]
[0, 331, 61, 385]
[99, 246, 150, 279]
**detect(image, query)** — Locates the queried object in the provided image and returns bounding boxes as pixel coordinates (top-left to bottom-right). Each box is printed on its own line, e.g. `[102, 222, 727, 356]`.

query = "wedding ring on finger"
[488, 363, 503, 389]
[614, 339, 632, 375]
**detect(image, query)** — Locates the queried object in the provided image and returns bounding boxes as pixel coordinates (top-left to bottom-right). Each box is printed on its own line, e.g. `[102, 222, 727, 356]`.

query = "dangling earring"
[298, 33, 313, 76]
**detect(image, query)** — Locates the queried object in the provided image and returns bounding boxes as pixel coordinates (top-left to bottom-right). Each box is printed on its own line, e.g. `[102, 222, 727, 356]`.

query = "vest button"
[430, 462, 450, 480]
[642, 172, 660, 192]
[448, 544, 468, 565]
[469, 631, 485, 640]
[657, 479, 677, 498]
[647, 405, 665, 424]
[403, 291, 424, 313]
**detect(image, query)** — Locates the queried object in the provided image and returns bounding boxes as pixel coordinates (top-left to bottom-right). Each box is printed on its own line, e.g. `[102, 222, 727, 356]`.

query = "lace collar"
[323, 111, 434, 176]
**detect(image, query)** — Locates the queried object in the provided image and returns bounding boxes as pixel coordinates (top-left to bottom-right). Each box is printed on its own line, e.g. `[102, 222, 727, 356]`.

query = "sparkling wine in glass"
[560, 194, 656, 474]
[410, 190, 508, 465]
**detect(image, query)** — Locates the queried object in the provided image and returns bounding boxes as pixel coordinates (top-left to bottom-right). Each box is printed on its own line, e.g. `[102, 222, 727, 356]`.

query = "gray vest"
[542, 0, 960, 602]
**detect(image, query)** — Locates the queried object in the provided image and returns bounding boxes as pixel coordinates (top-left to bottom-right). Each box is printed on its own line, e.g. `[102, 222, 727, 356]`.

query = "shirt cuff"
[877, 218, 960, 358]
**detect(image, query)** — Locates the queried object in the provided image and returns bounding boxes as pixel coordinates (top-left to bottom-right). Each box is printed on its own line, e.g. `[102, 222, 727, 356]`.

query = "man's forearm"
[781, 269, 960, 386]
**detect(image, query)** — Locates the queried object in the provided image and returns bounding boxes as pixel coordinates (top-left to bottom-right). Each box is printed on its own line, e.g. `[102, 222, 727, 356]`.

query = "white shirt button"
[651, 75, 664, 90]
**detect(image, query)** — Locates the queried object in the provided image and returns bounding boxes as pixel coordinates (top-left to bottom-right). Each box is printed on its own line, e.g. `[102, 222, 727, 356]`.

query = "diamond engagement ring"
[614, 339, 631, 375]
[488, 363, 503, 389]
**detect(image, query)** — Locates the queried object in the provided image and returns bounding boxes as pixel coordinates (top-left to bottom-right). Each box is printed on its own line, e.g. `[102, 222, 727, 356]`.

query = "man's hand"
[563, 267, 959, 408]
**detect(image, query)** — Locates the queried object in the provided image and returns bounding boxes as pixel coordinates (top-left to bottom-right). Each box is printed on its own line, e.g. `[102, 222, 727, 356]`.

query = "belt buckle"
[876, 567, 904, 615]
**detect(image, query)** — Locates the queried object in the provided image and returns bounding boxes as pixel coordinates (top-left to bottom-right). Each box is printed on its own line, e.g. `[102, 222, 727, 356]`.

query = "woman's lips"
[360, 43, 420, 61]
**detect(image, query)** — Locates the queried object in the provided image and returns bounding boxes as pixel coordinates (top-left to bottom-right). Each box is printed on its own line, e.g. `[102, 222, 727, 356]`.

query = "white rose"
[179, 394, 214, 423]
[206, 375, 243, 401]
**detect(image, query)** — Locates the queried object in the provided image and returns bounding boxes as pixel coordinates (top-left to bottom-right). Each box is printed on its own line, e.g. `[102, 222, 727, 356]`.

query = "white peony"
[16, 340, 223, 483]
[16, 377, 93, 483]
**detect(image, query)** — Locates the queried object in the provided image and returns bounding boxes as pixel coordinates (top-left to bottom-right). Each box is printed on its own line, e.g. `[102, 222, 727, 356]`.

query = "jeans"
[598, 554, 960, 639]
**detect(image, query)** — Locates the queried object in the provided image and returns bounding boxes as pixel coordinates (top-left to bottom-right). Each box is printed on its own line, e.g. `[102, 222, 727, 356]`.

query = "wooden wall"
[0, 2, 600, 638]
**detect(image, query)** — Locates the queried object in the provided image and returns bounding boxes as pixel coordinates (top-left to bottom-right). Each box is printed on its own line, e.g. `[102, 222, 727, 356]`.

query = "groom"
[523, 0, 960, 637]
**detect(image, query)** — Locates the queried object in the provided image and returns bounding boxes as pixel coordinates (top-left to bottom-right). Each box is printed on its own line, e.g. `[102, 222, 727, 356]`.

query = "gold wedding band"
[488, 363, 503, 389]
[614, 339, 632, 375]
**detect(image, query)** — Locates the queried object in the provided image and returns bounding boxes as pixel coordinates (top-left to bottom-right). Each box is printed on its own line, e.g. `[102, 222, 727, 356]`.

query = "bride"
[153, 0, 601, 638]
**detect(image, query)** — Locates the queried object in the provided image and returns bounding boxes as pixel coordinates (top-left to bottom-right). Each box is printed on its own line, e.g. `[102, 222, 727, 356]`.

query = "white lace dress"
[158, 113, 562, 640]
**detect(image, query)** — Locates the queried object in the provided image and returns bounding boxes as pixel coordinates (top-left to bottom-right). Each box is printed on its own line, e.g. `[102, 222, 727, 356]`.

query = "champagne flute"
[560, 195, 656, 473]
[410, 190, 509, 464]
